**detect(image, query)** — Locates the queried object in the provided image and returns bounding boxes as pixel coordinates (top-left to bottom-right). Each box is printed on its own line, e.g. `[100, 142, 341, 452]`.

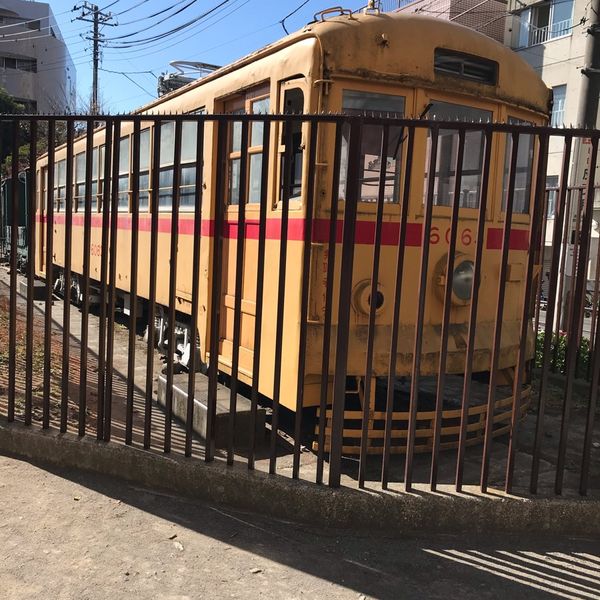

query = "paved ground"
[1, 452, 599, 600]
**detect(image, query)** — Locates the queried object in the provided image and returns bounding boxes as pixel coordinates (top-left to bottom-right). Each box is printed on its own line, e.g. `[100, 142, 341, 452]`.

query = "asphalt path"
[1, 453, 599, 600]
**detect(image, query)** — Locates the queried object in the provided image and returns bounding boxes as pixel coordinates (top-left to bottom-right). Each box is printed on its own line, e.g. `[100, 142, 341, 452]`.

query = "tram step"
[157, 373, 266, 450]
[18, 278, 45, 300]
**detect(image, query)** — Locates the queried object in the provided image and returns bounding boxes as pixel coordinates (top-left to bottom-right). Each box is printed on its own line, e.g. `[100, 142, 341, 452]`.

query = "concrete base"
[18, 279, 45, 300]
[157, 373, 266, 450]
[1, 420, 600, 536]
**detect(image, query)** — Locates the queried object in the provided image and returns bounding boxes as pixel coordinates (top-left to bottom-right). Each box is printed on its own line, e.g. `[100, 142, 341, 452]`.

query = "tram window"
[118, 136, 130, 211]
[338, 90, 405, 203]
[425, 101, 491, 208]
[53, 159, 66, 212]
[91, 147, 99, 211]
[138, 128, 150, 211]
[99, 145, 105, 210]
[158, 167, 173, 208]
[225, 84, 270, 205]
[280, 88, 304, 202]
[502, 118, 534, 214]
[434, 49, 498, 86]
[180, 121, 198, 210]
[74, 154, 85, 211]
[155, 121, 199, 211]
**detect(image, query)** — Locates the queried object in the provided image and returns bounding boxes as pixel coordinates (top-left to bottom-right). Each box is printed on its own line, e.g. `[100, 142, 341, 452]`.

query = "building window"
[517, 0, 573, 48]
[551, 84, 566, 127]
[0, 55, 37, 73]
[546, 175, 559, 218]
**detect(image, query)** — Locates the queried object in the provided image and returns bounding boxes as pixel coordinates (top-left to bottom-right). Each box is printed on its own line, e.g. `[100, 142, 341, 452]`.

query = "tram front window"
[339, 90, 405, 203]
[425, 101, 492, 208]
[502, 117, 534, 214]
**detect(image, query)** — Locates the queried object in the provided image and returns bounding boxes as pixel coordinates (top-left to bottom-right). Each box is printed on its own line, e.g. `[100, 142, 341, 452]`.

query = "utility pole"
[74, 2, 116, 114]
[578, 3, 600, 129]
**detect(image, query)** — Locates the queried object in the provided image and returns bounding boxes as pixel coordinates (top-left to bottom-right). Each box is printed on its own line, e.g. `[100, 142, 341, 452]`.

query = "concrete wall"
[0, 0, 76, 113]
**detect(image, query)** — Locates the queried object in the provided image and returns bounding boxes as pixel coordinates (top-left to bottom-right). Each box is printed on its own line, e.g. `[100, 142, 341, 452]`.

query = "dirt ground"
[1, 452, 599, 600]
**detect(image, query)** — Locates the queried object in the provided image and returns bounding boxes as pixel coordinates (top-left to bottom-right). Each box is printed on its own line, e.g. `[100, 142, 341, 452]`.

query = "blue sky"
[47, 0, 368, 113]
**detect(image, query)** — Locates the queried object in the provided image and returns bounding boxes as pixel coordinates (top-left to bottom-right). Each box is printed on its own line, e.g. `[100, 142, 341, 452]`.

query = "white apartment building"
[384, 0, 508, 42]
[0, 0, 76, 113]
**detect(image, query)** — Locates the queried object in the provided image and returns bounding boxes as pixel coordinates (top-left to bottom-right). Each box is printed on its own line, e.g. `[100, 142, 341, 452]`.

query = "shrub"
[535, 330, 591, 379]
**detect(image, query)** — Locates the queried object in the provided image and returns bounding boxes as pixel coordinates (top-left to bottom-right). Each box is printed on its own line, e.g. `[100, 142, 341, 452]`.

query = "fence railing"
[0, 114, 598, 497]
[528, 18, 572, 46]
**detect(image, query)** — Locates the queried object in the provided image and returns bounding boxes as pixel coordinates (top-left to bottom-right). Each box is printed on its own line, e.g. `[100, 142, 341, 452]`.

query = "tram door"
[218, 79, 307, 389]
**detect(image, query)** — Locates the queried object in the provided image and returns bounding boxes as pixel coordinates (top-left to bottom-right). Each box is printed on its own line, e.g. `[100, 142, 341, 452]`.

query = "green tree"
[0, 86, 24, 169]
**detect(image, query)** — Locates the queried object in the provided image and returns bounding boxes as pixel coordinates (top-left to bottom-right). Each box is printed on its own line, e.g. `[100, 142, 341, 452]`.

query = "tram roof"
[137, 11, 550, 117]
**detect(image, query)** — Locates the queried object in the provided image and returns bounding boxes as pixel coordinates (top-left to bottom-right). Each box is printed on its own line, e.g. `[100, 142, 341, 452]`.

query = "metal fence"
[0, 114, 598, 497]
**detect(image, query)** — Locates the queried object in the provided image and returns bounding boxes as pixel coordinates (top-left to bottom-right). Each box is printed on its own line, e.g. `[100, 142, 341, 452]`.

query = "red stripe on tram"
[37, 213, 529, 250]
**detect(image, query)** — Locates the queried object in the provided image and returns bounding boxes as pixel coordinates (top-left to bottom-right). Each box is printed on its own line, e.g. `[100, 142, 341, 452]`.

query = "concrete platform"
[157, 373, 266, 450]
[18, 278, 45, 300]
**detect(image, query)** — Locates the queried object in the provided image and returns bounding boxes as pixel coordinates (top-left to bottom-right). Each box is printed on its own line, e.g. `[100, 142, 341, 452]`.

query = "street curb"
[1, 420, 599, 536]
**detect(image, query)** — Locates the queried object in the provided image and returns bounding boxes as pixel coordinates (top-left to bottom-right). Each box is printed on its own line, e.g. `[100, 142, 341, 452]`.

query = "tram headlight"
[452, 260, 475, 302]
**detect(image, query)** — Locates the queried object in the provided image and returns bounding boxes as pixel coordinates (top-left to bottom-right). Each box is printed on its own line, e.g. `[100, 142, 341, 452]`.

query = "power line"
[280, 0, 311, 34]
[102, 0, 231, 48]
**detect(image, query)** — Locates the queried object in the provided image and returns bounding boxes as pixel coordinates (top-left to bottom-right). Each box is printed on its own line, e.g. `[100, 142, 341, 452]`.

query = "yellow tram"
[35, 9, 550, 450]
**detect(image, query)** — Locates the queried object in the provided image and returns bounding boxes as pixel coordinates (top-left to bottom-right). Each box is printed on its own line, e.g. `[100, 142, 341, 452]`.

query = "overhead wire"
[110, 0, 199, 31]
[101, 0, 231, 48]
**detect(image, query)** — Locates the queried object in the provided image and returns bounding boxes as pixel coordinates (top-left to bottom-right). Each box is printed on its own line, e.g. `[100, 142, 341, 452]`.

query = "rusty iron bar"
[430, 128, 466, 491]
[185, 120, 206, 458]
[358, 125, 389, 488]
[247, 120, 271, 469]
[103, 119, 122, 442]
[479, 131, 519, 493]
[205, 119, 228, 462]
[164, 119, 183, 454]
[60, 121, 75, 433]
[329, 118, 363, 488]
[381, 126, 415, 489]
[530, 135, 573, 494]
[551, 187, 573, 371]
[455, 129, 493, 492]
[587, 229, 600, 363]
[24, 119, 38, 426]
[125, 119, 141, 446]
[533, 190, 550, 335]
[7, 120, 19, 423]
[98, 121, 121, 442]
[226, 120, 250, 465]
[563, 189, 583, 344]
[96, 120, 114, 441]
[292, 121, 319, 480]
[77, 119, 98, 437]
[42, 121, 56, 430]
[314, 125, 343, 485]
[404, 125, 439, 491]
[580, 269, 600, 493]
[505, 133, 549, 494]
[269, 120, 294, 475]
[555, 136, 599, 495]
[144, 120, 162, 450]
[316, 123, 343, 485]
